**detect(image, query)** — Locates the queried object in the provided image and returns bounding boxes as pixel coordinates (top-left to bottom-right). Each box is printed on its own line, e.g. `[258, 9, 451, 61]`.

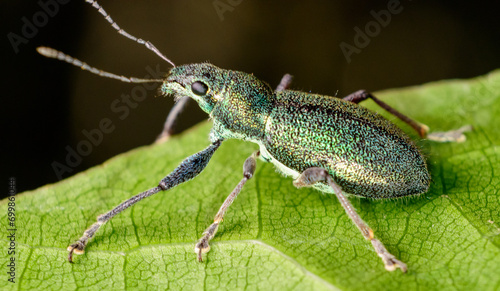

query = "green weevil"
[38, 0, 469, 272]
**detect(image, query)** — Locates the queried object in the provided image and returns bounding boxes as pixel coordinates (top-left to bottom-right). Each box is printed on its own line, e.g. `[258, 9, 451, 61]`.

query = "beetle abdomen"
[263, 90, 430, 199]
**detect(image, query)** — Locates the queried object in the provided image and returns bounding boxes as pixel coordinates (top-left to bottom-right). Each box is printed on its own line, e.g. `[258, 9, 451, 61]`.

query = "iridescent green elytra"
[163, 63, 429, 199]
[38, 0, 446, 273]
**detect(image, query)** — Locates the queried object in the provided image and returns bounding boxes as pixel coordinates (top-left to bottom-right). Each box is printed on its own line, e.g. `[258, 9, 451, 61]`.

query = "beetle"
[38, 0, 467, 272]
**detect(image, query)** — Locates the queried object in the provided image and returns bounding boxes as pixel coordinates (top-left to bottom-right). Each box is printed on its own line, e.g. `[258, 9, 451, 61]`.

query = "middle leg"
[195, 151, 260, 262]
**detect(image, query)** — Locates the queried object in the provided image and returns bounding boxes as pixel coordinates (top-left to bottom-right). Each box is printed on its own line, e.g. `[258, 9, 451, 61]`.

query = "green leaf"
[2, 70, 500, 290]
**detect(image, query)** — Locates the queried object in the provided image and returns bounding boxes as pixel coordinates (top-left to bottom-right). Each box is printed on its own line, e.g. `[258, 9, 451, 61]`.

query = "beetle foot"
[381, 255, 408, 272]
[427, 125, 473, 143]
[195, 222, 219, 262]
[371, 239, 407, 272]
[194, 238, 210, 262]
[67, 241, 86, 263]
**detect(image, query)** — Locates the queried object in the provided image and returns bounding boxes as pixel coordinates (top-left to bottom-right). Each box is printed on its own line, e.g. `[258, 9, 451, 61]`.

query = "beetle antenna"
[37, 47, 164, 83]
[85, 0, 176, 67]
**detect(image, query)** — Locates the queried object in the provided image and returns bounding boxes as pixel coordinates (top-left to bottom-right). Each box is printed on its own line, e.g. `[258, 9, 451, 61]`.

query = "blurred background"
[2, 0, 500, 197]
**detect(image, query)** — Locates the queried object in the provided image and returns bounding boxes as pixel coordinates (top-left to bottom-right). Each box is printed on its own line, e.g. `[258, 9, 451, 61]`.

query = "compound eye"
[191, 81, 209, 96]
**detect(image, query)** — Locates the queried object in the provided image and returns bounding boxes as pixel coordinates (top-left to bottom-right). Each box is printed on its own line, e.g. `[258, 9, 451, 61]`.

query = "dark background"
[2, 0, 500, 198]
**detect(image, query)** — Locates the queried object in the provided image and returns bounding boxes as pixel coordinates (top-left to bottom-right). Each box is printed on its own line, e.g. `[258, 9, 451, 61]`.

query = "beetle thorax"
[210, 70, 275, 140]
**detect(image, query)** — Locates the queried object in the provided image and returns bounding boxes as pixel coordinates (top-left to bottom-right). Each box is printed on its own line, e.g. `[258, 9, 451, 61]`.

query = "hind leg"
[294, 167, 407, 272]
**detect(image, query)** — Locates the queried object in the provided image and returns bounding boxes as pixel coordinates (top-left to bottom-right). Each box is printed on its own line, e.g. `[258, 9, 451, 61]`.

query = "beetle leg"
[276, 74, 294, 92]
[426, 124, 473, 143]
[156, 96, 191, 143]
[195, 151, 259, 262]
[343, 89, 429, 138]
[293, 167, 408, 272]
[67, 139, 222, 263]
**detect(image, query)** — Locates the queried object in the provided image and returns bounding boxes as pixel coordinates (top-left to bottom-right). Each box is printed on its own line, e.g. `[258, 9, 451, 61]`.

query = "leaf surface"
[2, 70, 500, 290]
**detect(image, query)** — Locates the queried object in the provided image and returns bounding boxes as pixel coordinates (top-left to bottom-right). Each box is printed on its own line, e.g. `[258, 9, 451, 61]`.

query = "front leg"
[293, 167, 407, 272]
[155, 96, 191, 143]
[68, 139, 223, 262]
